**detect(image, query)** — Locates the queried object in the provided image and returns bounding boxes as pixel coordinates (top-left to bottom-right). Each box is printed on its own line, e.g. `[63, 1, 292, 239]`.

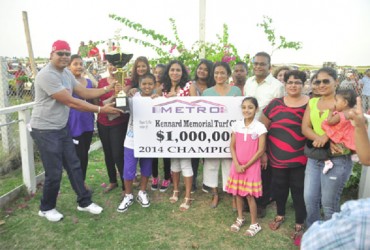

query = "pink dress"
[225, 119, 267, 197]
[321, 111, 356, 151]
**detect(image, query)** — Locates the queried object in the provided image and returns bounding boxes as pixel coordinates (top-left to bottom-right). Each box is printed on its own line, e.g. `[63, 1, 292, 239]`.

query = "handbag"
[304, 140, 330, 160]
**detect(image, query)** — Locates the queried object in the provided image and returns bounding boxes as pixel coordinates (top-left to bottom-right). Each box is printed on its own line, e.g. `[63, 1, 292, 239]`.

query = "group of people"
[30, 40, 369, 248]
[7, 61, 33, 98]
[340, 69, 370, 114]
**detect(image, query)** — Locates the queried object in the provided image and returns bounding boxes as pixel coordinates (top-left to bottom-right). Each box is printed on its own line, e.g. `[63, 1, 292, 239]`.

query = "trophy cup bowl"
[105, 53, 133, 112]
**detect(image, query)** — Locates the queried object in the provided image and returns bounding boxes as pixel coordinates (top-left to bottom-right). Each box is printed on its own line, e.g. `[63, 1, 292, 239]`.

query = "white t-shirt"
[243, 74, 284, 119]
[232, 119, 267, 141]
[124, 92, 141, 149]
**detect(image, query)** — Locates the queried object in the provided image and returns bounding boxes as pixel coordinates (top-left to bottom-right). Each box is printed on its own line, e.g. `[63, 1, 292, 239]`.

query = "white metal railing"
[0, 102, 36, 193]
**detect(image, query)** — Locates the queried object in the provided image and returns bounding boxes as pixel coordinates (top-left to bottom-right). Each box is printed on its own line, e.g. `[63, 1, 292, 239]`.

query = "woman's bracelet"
[97, 106, 101, 113]
[104, 86, 109, 93]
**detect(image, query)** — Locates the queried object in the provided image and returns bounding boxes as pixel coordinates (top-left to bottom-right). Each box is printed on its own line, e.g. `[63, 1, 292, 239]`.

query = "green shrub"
[345, 162, 362, 190]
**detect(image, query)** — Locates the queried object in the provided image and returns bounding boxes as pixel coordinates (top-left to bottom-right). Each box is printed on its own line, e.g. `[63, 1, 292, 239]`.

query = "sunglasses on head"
[313, 79, 331, 85]
[56, 51, 71, 57]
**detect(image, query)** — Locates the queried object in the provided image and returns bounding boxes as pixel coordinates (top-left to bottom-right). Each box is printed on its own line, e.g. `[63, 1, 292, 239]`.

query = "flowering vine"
[108, 14, 249, 74]
[107, 14, 302, 75]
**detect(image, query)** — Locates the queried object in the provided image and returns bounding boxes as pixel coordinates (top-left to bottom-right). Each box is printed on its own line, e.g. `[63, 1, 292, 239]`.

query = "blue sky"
[1, 0, 369, 66]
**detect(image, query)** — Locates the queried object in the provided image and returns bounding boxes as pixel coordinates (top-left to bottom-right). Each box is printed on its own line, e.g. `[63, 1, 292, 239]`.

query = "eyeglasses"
[313, 79, 331, 85]
[253, 62, 268, 67]
[56, 51, 71, 57]
[286, 81, 303, 85]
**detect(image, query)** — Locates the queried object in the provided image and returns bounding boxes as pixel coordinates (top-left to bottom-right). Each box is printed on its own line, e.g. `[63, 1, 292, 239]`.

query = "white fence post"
[0, 103, 35, 195]
[358, 114, 370, 198]
[18, 109, 35, 193]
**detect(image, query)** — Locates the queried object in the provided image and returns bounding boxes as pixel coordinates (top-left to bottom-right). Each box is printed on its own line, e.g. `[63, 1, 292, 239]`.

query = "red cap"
[51, 40, 70, 53]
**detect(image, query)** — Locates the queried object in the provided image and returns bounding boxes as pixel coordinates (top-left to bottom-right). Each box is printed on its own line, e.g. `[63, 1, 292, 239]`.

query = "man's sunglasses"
[313, 79, 331, 85]
[56, 51, 71, 57]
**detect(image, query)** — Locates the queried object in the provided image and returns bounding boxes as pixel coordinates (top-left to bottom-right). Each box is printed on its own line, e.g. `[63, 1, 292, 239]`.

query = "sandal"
[104, 183, 118, 193]
[291, 224, 305, 240]
[230, 217, 245, 232]
[210, 192, 219, 208]
[179, 197, 193, 211]
[269, 215, 285, 231]
[245, 223, 262, 237]
[169, 190, 179, 204]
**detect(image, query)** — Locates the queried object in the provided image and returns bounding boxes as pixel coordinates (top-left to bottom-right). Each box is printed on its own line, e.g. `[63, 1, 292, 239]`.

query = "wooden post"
[22, 11, 38, 77]
[199, 0, 206, 59]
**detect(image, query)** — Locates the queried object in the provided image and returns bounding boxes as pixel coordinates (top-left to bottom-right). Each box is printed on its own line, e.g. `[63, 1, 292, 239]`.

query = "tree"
[257, 16, 302, 56]
[108, 14, 250, 74]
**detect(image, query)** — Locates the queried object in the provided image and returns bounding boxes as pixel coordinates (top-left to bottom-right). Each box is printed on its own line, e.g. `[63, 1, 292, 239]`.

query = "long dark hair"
[131, 56, 150, 88]
[161, 60, 189, 93]
[194, 59, 215, 88]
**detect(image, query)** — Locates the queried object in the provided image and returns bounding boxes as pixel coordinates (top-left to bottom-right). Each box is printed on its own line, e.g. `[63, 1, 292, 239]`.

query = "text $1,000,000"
[156, 130, 230, 143]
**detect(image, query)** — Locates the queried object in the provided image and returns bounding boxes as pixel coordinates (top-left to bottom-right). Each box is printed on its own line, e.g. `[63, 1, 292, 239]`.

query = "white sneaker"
[137, 190, 150, 208]
[38, 209, 64, 222]
[117, 194, 134, 213]
[77, 203, 103, 214]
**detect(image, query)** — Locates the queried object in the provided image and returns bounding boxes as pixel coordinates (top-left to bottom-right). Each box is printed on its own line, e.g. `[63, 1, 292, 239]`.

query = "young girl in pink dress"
[225, 97, 267, 237]
[321, 89, 357, 173]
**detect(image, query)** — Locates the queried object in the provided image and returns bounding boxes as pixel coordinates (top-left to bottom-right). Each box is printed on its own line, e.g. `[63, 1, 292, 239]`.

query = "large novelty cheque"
[133, 96, 244, 158]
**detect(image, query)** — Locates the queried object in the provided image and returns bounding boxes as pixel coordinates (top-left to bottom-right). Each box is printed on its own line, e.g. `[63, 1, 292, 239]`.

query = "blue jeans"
[304, 155, 353, 228]
[31, 127, 92, 211]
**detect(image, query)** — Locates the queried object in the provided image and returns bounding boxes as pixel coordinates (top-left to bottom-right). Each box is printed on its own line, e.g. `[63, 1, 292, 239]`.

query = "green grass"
[0, 149, 359, 249]
[0, 160, 43, 196]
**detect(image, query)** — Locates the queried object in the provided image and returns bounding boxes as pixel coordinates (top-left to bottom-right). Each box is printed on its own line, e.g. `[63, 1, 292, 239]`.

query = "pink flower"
[221, 55, 236, 63]
[169, 45, 177, 53]
[221, 55, 231, 63]
[101, 183, 107, 188]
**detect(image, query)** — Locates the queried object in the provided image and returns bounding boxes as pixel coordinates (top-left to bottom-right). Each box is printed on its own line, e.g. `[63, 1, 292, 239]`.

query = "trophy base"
[116, 96, 130, 112]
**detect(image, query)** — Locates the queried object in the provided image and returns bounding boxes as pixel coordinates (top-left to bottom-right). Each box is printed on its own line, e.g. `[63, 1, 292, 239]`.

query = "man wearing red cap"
[30, 40, 122, 222]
